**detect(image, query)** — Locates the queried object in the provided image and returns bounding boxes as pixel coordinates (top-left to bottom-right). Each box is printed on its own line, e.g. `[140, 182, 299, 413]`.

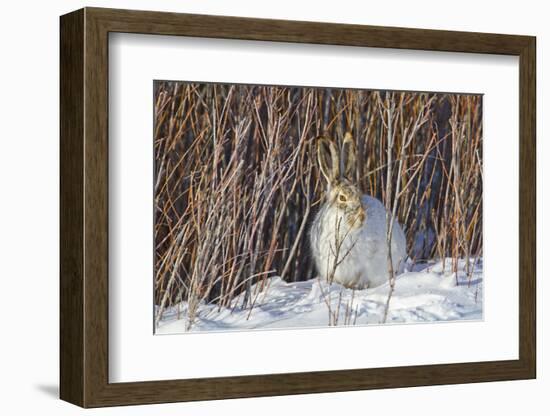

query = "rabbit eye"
[338, 194, 347, 202]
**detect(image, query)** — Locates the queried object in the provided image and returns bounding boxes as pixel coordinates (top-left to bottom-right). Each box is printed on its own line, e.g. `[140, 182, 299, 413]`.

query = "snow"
[156, 258, 483, 334]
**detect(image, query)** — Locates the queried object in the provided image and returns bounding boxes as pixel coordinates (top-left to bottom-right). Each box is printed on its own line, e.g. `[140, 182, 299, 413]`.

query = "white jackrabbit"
[309, 133, 408, 289]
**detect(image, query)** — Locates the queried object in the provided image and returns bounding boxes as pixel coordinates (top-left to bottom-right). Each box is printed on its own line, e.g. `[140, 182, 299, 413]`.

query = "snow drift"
[156, 258, 482, 334]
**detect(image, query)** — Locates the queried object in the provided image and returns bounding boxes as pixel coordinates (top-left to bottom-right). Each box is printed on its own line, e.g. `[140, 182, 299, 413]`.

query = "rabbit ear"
[342, 132, 357, 180]
[317, 136, 339, 184]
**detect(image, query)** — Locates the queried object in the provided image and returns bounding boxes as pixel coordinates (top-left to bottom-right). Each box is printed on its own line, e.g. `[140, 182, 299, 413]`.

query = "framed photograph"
[60, 7, 536, 407]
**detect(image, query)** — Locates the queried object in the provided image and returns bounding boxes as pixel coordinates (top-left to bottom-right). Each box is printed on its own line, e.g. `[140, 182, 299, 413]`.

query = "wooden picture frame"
[60, 7, 536, 408]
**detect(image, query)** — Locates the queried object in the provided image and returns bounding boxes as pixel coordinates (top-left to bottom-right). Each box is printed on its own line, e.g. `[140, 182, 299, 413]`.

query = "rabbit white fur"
[309, 133, 407, 289]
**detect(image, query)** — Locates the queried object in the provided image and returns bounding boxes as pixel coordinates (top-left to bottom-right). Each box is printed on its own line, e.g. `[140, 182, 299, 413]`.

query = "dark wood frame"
[60, 7, 536, 408]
